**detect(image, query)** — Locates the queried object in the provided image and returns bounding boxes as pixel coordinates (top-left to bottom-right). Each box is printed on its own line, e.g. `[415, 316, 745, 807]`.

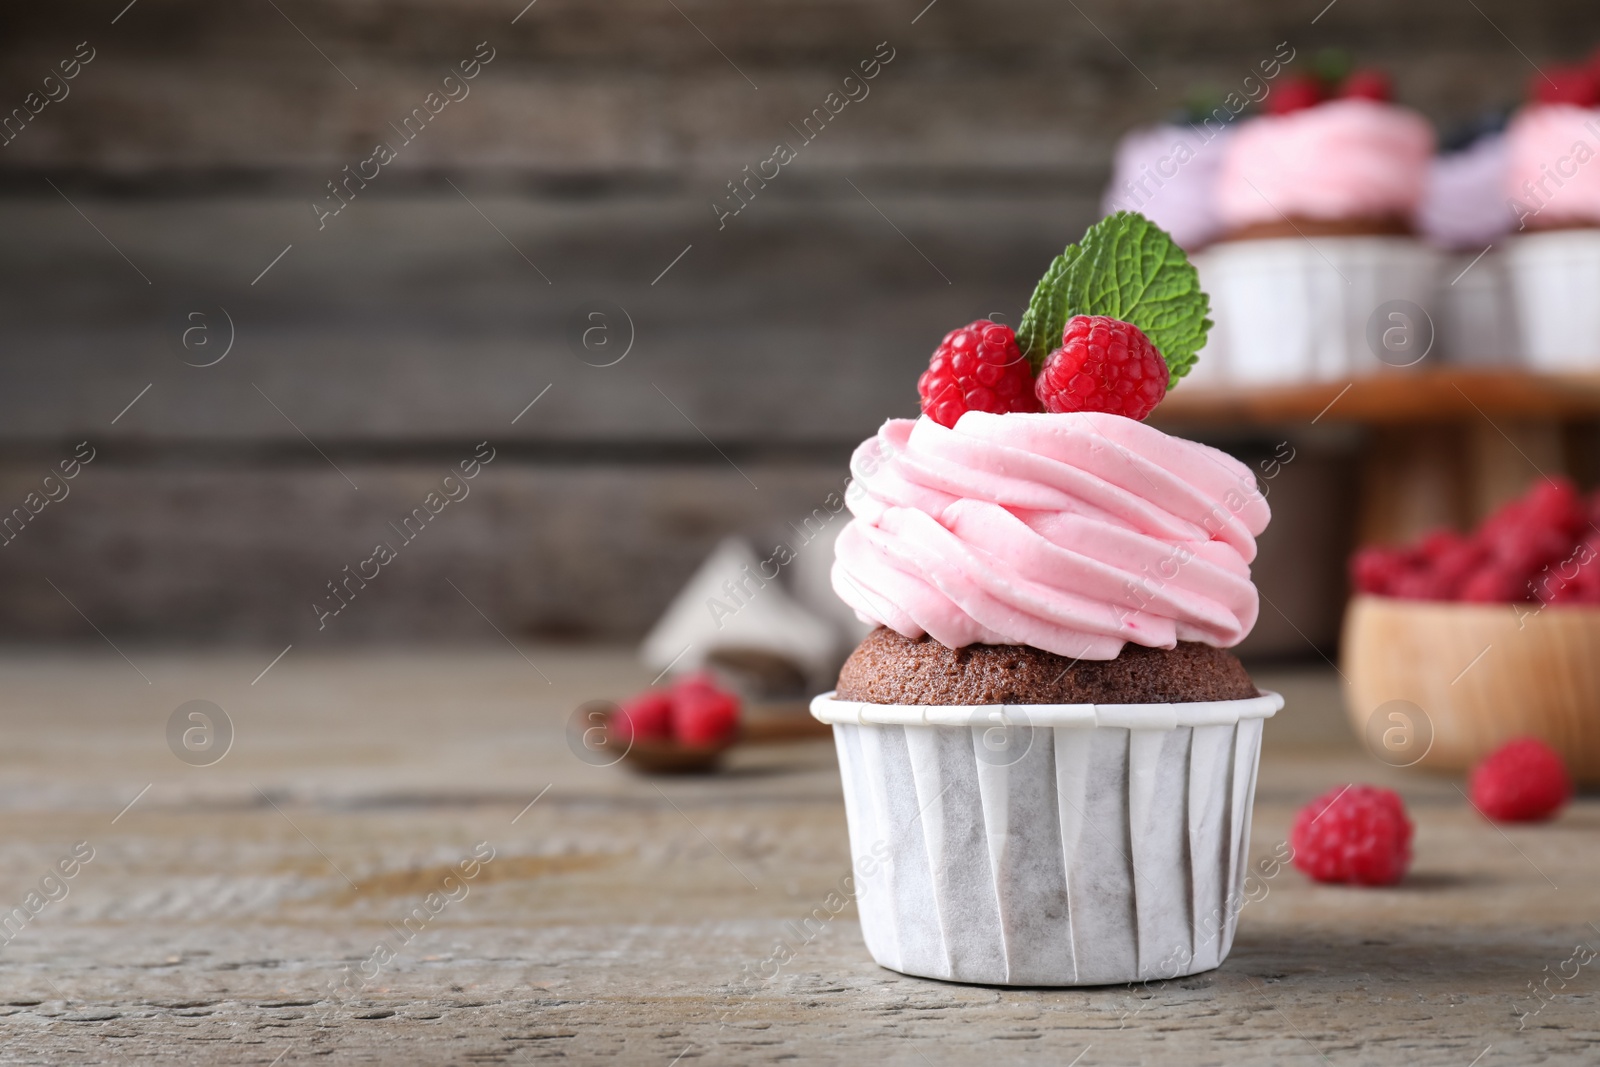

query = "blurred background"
[3, 0, 1600, 666]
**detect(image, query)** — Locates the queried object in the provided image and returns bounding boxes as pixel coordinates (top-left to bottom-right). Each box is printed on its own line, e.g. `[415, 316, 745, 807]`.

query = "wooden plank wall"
[0, 0, 1593, 649]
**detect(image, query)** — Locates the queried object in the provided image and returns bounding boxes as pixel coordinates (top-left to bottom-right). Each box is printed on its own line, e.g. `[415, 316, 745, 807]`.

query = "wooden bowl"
[1342, 594, 1600, 784]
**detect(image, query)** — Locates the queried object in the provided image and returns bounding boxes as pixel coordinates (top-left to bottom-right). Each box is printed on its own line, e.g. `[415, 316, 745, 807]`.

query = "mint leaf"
[1016, 244, 1081, 371]
[1059, 212, 1211, 388]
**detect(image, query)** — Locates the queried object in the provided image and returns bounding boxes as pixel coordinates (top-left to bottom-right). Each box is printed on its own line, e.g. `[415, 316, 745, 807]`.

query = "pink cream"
[831, 412, 1270, 659]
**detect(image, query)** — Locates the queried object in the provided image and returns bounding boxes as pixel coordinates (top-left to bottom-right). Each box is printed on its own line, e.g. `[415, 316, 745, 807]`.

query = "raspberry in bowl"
[815, 212, 1284, 986]
[1343, 477, 1600, 784]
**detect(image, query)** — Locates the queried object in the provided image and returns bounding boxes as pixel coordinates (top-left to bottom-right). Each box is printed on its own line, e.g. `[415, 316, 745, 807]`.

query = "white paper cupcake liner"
[1505, 229, 1600, 370]
[1203, 236, 1441, 384]
[813, 690, 1283, 986]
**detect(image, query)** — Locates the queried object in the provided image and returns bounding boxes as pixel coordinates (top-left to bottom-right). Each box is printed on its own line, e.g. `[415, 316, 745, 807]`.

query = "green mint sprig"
[1016, 211, 1211, 389]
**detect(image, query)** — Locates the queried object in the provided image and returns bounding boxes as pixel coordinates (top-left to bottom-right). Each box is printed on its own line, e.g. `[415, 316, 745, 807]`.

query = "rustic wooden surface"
[1, 647, 1596, 1065]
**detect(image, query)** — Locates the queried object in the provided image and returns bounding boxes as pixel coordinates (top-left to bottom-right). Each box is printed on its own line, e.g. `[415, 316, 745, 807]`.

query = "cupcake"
[1418, 123, 1520, 365]
[1502, 63, 1600, 369]
[814, 213, 1281, 986]
[1206, 69, 1440, 383]
[1101, 122, 1234, 254]
[1101, 118, 1236, 386]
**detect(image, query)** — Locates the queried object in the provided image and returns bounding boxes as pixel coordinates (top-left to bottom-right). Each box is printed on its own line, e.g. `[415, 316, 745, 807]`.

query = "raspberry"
[1267, 74, 1326, 115]
[1532, 66, 1600, 107]
[1290, 785, 1413, 886]
[670, 678, 741, 745]
[1546, 533, 1600, 603]
[1352, 479, 1595, 604]
[1470, 738, 1572, 822]
[1458, 564, 1529, 603]
[1350, 545, 1410, 596]
[610, 690, 673, 743]
[917, 320, 1040, 428]
[1035, 316, 1168, 420]
[1339, 69, 1393, 102]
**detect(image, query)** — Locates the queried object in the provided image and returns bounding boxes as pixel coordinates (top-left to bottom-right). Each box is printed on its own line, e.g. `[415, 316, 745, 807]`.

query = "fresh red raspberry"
[1532, 66, 1600, 107]
[1035, 316, 1168, 420]
[610, 690, 673, 743]
[670, 677, 741, 745]
[1350, 545, 1410, 596]
[1340, 69, 1393, 102]
[917, 320, 1040, 428]
[1546, 533, 1600, 603]
[1267, 74, 1326, 115]
[1290, 785, 1413, 886]
[1458, 564, 1530, 603]
[1470, 738, 1572, 822]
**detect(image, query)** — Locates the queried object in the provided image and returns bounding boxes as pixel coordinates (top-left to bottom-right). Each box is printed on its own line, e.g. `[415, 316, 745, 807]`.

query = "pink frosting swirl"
[1505, 104, 1600, 227]
[830, 412, 1270, 660]
[1216, 99, 1435, 229]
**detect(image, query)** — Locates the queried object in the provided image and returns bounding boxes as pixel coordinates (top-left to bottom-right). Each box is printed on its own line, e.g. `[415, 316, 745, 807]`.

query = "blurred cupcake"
[1102, 111, 1236, 384]
[1102, 123, 1233, 254]
[1206, 67, 1440, 383]
[1502, 62, 1600, 369]
[1419, 122, 1520, 365]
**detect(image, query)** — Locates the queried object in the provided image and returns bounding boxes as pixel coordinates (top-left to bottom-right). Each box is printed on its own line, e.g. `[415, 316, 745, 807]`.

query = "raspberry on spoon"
[917, 319, 1040, 428]
[1035, 315, 1168, 421]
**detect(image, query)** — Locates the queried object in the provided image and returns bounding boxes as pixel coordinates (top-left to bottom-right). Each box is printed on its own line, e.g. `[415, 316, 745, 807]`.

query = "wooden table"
[1153, 370, 1600, 545]
[1, 647, 1596, 1065]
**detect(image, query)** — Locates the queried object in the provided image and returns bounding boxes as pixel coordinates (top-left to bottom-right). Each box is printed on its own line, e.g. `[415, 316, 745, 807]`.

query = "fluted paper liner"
[1203, 236, 1439, 384]
[1506, 230, 1600, 371]
[815, 691, 1282, 986]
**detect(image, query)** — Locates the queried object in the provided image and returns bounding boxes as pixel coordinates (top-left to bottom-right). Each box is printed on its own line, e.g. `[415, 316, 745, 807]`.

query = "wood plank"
[0, 0, 1593, 173]
[0, 443, 1352, 647]
[0, 459, 853, 642]
[0, 192, 1087, 444]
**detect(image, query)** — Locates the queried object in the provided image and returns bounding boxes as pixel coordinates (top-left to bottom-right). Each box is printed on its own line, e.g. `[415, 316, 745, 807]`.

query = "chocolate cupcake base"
[836, 628, 1257, 706]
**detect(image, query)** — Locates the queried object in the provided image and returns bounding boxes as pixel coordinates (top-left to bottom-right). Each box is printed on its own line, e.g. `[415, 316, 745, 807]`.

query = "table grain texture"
[0, 648, 1593, 1065]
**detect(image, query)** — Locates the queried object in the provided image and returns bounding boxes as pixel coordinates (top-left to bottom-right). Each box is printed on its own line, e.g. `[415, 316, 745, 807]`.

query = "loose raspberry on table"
[1035, 315, 1168, 421]
[917, 319, 1040, 428]
[1470, 738, 1572, 822]
[1290, 784, 1413, 886]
